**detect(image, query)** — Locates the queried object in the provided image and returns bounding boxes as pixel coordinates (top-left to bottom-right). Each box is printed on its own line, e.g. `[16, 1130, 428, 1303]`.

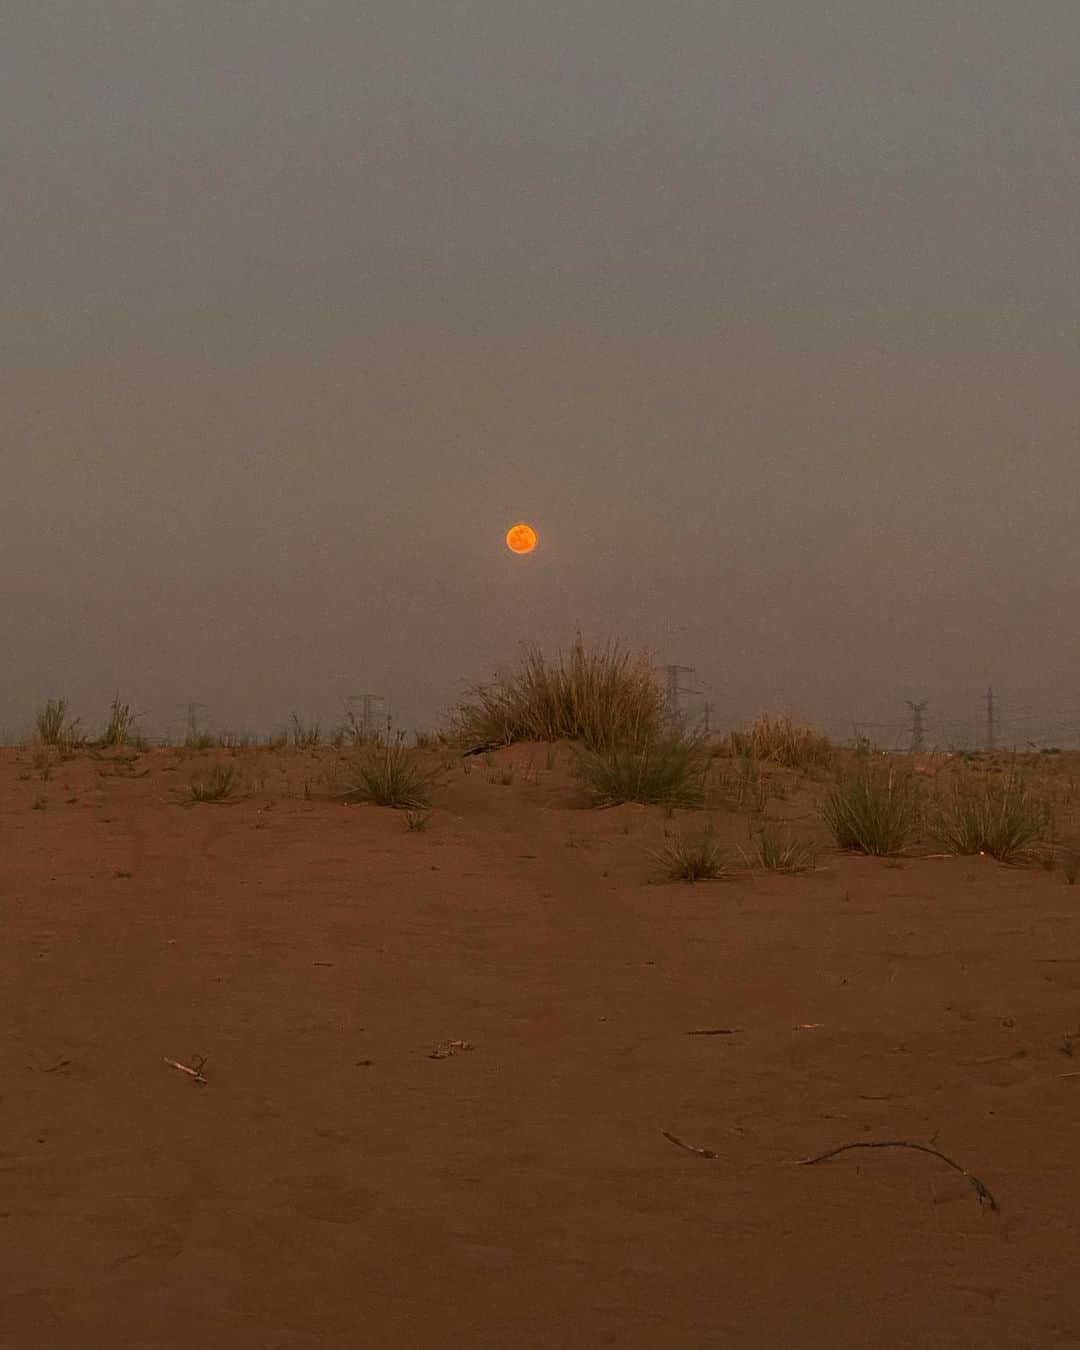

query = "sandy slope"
[3, 743, 1079, 1348]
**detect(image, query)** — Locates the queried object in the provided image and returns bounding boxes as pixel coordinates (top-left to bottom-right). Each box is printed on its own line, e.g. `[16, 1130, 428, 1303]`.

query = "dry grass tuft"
[453, 635, 666, 750]
[289, 713, 322, 748]
[653, 825, 731, 882]
[744, 826, 820, 873]
[34, 698, 83, 752]
[344, 736, 439, 809]
[189, 764, 237, 802]
[99, 696, 140, 749]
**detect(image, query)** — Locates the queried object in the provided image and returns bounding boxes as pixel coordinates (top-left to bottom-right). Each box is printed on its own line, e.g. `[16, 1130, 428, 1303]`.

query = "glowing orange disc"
[505, 522, 538, 554]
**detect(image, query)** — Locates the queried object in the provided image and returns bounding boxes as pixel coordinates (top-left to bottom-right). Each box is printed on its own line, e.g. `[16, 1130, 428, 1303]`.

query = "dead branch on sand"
[662, 1131, 716, 1159]
[791, 1139, 998, 1210]
[164, 1055, 207, 1085]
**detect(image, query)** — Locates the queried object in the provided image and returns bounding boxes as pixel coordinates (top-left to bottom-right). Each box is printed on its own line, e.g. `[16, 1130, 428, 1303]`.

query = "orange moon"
[505, 522, 538, 554]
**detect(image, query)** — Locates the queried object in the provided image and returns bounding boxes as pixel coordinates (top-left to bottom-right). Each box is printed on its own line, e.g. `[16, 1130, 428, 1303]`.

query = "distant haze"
[4, 1, 1079, 748]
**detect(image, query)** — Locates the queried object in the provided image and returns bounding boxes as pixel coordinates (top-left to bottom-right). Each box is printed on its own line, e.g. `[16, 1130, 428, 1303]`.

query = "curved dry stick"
[796, 1139, 998, 1210]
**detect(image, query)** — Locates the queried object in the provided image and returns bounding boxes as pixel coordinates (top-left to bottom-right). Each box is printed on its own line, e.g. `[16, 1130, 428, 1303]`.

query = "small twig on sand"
[164, 1056, 207, 1085]
[43, 1057, 72, 1073]
[1061, 1072, 1080, 1078]
[662, 1130, 716, 1159]
[429, 1039, 473, 1060]
[792, 1139, 998, 1210]
[686, 1028, 734, 1036]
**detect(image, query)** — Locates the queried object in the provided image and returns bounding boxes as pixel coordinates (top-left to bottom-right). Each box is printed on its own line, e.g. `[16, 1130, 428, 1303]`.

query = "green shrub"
[824, 762, 920, 856]
[576, 733, 709, 808]
[745, 826, 819, 873]
[345, 737, 438, 808]
[936, 771, 1052, 863]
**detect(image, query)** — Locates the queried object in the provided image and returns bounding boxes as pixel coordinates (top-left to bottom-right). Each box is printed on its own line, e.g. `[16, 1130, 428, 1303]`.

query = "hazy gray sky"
[4, 0, 1079, 746]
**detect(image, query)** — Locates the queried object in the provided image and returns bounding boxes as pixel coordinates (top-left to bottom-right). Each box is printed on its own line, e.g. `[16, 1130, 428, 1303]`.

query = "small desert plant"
[338, 710, 385, 748]
[653, 825, 731, 882]
[453, 634, 666, 750]
[345, 736, 438, 808]
[726, 715, 834, 774]
[99, 695, 138, 748]
[935, 771, 1053, 863]
[35, 698, 82, 750]
[185, 731, 220, 751]
[189, 764, 237, 802]
[404, 808, 432, 832]
[724, 750, 769, 813]
[744, 826, 820, 874]
[289, 713, 322, 748]
[824, 762, 920, 856]
[1063, 849, 1080, 886]
[217, 730, 255, 749]
[576, 733, 710, 808]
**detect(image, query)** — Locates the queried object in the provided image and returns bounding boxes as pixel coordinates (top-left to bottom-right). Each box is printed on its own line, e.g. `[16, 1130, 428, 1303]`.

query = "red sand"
[4, 744, 1079, 1348]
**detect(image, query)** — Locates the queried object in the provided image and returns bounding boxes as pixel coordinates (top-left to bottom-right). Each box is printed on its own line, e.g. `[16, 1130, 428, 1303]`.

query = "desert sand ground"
[4, 741, 1080, 1348]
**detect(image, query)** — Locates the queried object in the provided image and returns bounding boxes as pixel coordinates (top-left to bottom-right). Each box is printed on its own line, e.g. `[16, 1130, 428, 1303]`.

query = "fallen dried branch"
[164, 1055, 207, 1085]
[686, 1028, 734, 1036]
[662, 1130, 716, 1159]
[793, 1139, 998, 1210]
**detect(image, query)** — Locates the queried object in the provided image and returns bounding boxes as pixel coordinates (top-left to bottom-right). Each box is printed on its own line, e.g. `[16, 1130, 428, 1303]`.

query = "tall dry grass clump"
[726, 715, 834, 773]
[824, 760, 921, 856]
[99, 696, 139, 748]
[453, 636, 665, 750]
[34, 698, 83, 751]
[935, 769, 1052, 863]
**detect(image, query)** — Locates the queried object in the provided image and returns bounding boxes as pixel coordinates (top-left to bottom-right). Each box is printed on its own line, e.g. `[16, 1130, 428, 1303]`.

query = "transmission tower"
[663, 665, 696, 728]
[905, 700, 928, 753]
[985, 687, 995, 752]
[347, 694, 386, 739]
[179, 702, 208, 743]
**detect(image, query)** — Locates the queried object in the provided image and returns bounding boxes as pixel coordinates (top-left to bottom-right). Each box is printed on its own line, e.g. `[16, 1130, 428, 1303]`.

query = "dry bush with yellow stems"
[453, 634, 666, 751]
[725, 714, 835, 774]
